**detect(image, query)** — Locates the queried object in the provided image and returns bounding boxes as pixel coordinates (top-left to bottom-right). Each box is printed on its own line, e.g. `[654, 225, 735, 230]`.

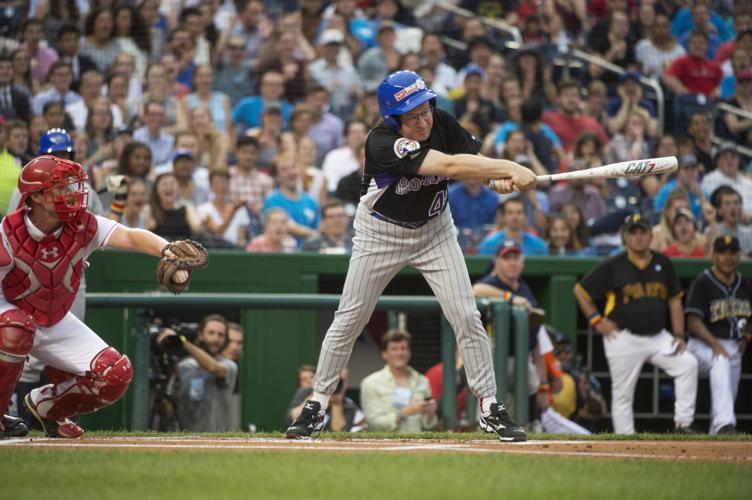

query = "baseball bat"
[536, 156, 678, 183]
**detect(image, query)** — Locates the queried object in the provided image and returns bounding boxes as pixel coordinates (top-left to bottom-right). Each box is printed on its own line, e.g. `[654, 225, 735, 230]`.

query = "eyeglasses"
[401, 107, 432, 126]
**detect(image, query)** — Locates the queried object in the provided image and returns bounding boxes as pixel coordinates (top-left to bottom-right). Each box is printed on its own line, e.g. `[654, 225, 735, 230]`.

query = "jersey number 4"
[429, 190, 447, 218]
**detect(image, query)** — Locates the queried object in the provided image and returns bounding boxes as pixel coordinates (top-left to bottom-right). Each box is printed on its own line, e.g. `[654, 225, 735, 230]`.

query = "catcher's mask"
[18, 155, 89, 223]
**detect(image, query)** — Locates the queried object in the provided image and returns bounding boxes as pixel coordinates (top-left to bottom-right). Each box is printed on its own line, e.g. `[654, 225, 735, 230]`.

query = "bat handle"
[537, 175, 553, 184]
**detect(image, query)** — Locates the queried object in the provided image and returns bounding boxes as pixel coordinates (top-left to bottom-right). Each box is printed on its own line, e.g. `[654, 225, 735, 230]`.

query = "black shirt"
[577, 251, 682, 335]
[362, 107, 481, 223]
[685, 269, 751, 340]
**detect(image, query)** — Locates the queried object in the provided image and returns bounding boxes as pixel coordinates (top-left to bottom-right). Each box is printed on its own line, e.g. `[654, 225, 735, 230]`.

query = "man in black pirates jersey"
[286, 70, 536, 441]
[685, 235, 751, 434]
[574, 214, 699, 434]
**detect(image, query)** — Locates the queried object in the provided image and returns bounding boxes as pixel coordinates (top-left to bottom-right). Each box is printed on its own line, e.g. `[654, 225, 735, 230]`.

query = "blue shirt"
[448, 183, 499, 231]
[653, 179, 702, 219]
[475, 273, 539, 351]
[232, 96, 293, 131]
[493, 121, 562, 150]
[262, 190, 320, 246]
[671, 8, 731, 41]
[477, 230, 548, 256]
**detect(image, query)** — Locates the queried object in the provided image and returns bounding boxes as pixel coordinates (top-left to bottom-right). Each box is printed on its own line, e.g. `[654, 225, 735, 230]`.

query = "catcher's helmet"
[18, 155, 88, 222]
[38, 128, 75, 159]
[376, 71, 437, 132]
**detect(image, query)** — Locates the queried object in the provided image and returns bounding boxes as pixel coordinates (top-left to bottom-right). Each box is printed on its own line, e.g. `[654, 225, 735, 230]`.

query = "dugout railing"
[85, 293, 529, 432]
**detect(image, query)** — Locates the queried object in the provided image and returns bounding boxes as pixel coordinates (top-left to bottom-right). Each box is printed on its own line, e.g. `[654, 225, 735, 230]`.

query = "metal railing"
[87, 293, 529, 431]
[435, 1, 522, 45]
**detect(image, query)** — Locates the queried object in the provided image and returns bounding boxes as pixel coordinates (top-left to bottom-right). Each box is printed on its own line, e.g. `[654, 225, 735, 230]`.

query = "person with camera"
[158, 314, 238, 432]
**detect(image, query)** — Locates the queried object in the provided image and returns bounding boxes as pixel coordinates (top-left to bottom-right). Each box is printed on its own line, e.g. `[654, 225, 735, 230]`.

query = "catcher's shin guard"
[31, 347, 133, 420]
[0, 310, 36, 430]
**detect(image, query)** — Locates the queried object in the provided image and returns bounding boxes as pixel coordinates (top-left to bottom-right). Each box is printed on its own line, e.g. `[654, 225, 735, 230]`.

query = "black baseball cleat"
[286, 400, 326, 439]
[673, 423, 702, 435]
[23, 394, 84, 439]
[0, 414, 29, 438]
[717, 424, 736, 435]
[479, 403, 527, 442]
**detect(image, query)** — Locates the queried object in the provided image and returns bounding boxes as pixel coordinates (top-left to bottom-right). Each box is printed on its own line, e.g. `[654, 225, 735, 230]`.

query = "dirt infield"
[2, 436, 750, 463]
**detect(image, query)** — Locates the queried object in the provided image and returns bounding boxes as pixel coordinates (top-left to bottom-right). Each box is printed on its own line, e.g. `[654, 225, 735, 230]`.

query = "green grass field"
[1, 433, 750, 500]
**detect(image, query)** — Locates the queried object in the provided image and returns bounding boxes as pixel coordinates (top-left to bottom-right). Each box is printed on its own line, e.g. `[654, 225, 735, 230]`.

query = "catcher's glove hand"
[156, 239, 209, 293]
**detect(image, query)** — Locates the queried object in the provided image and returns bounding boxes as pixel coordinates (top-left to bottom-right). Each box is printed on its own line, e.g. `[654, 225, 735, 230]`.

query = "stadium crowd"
[0, 0, 750, 259]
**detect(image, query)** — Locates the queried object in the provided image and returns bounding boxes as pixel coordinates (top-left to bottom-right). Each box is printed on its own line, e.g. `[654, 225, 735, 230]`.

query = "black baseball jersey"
[685, 269, 751, 340]
[362, 107, 481, 223]
[577, 251, 683, 335]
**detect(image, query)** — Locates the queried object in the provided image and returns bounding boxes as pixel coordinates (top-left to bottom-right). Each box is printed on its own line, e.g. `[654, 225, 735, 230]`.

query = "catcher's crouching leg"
[0, 310, 36, 436]
[26, 347, 133, 437]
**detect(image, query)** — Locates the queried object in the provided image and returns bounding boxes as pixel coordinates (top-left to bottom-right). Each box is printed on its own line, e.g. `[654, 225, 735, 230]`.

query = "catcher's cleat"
[0, 414, 29, 438]
[23, 394, 84, 439]
[479, 403, 528, 442]
[286, 400, 325, 439]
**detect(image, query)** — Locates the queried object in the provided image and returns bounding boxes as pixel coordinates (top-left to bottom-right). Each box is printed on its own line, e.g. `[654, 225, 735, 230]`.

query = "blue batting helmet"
[377, 71, 438, 132]
[38, 128, 75, 159]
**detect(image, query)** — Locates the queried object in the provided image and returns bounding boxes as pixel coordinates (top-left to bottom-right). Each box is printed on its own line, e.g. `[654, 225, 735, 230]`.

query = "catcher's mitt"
[156, 239, 209, 293]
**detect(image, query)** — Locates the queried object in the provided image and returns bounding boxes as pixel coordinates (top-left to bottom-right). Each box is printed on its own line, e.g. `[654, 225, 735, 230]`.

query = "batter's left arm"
[106, 225, 170, 258]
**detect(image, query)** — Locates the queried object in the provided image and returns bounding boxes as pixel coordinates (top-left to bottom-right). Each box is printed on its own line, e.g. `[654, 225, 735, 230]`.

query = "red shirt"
[714, 41, 735, 63]
[542, 111, 610, 152]
[425, 363, 466, 415]
[665, 55, 723, 96]
[663, 243, 706, 258]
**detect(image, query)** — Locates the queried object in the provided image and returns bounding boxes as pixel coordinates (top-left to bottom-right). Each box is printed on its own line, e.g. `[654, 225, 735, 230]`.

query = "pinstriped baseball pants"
[313, 203, 498, 400]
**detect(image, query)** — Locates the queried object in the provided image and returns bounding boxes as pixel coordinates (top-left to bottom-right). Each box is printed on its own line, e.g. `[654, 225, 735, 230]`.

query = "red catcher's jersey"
[1, 209, 97, 326]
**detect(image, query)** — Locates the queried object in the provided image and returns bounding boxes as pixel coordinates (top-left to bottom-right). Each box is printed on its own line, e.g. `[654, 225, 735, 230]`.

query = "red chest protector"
[2, 209, 98, 326]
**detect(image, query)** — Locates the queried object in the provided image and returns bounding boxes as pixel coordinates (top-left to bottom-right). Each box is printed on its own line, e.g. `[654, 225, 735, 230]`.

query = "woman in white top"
[197, 170, 250, 247]
[113, 4, 150, 79]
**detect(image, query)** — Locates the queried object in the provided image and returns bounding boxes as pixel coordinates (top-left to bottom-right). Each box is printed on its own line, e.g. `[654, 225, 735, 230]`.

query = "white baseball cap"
[320, 29, 345, 45]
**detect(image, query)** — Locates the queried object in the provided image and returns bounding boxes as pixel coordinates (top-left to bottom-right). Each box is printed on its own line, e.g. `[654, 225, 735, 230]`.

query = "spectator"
[574, 214, 699, 435]
[162, 314, 238, 432]
[298, 364, 317, 389]
[685, 235, 751, 435]
[454, 64, 505, 139]
[187, 106, 230, 172]
[213, 35, 254, 107]
[82, 97, 114, 164]
[134, 101, 175, 166]
[334, 143, 365, 210]
[4, 120, 32, 164]
[663, 207, 712, 258]
[686, 111, 715, 172]
[676, 2, 723, 58]
[113, 3, 150, 79]
[322, 120, 367, 194]
[654, 154, 706, 220]
[216, 0, 267, 66]
[31, 0, 80, 51]
[310, 29, 363, 120]
[719, 46, 750, 99]
[171, 149, 210, 207]
[229, 136, 274, 217]
[282, 104, 316, 151]
[448, 180, 499, 234]
[548, 161, 606, 225]
[106, 71, 137, 127]
[287, 368, 366, 433]
[702, 143, 752, 219]
[302, 198, 353, 254]
[262, 153, 320, 245]
[561, 201, 592, 251]
[606, 109, 653, 163]
[305, 84, 345, 166]
[55, 24, 97, 92]
[159, 51, 191, 100]
[473, 240, 540, 311]
[0, 119, 22, 215]
[663, 30, 723, 97]
[715, 12, 752, 63]
[246, 105, 284, 171]
[144, 172, 203, 241]
[255, 29, 309, 104]
[66, 70, 124, 132]
[0, 54, 31, 124]
[606, 70, 658, 136]
[140, 63, 187, 134]
[197, 170, 250, 247]
[10, 47, 38, 98]
[652, 188, 692, 251]
[511, 46, 557, 106]
[182, 65, 233, 134]
[360, 329, 437, 432]
[635, 14, 686, 79]
[478, 197, 548, 256]
[720, 70, 752, 149]
[179, 6, 211, 67]
[671, 0, 730, 42]
[19, 18, 58, 87]
[357, 21, 400, 92]
[479, 52, 506, 107]
[296, 136, 327, 206]
[233, 70, 293, 132]
[79, 8, 121, 74]
[545, 215, 586, 256]
[221, 322, 244, 432]
[114, 178, 148, 229]
[570, 131, 607, 173]
[641, 133, 678, 200]
[245, 207, 298, 253]
[587, 10, 637, 85]
[419, 33, 457, 95]
[543, 80, 609, 153]
[709, 186, 752, 257]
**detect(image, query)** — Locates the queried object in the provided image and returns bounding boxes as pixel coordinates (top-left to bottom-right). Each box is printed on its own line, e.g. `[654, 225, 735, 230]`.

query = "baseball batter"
[685, 235, 751, 434]
[286, 70, 535, 441]
[0, 155, 206, 438]
[574, 214, 699, 434]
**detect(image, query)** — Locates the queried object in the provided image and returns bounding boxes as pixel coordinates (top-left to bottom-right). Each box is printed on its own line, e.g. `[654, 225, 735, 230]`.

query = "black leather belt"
[371, 211, 428, 229]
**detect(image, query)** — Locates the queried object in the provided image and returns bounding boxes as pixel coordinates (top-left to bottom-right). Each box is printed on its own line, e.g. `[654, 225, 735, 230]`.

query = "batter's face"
[382, 340, 411, 369]
[713, 249, 741, 275]
[399, 102, 433, 142]
[623, 227, 652, 253]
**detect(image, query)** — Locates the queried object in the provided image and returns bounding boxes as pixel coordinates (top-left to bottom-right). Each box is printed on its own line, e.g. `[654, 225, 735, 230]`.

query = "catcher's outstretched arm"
[106, 225, 170, 257]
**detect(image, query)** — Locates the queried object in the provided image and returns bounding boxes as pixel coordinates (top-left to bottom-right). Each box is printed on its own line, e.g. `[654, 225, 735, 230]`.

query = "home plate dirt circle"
[2, 437, 750, 462]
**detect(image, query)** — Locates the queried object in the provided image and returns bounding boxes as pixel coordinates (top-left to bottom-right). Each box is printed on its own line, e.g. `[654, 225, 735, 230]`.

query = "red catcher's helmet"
[18, 155, 88, 222]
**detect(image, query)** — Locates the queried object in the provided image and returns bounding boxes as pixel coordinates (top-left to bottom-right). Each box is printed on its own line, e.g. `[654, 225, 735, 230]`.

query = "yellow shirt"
[0, 150, 21, 215]
[552, 372, 578, 419]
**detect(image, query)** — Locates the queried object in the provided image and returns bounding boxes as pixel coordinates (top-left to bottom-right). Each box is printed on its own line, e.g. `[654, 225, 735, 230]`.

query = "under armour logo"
[41, 247, 60, 261]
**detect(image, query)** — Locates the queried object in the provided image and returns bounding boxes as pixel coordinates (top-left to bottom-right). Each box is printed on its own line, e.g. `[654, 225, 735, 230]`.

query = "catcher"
[0, 155, 207, 438]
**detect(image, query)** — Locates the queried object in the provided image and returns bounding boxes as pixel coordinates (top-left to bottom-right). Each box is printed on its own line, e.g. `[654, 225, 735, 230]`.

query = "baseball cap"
[464, 63, 485, 80]
[320, 29, 344, 46]
[619, 69, 641, 83]
[679, 154, 699, 168]
[172, 148, 194, 162]
[713, 141, 738, 163]
[377, 21, 396, 34]
[262, 103, 283, 115]
[713, 234, 741, 253]
[672, 207, 696, 225]
[621, 213, 651, 232]
[496, 240, 522, 257]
